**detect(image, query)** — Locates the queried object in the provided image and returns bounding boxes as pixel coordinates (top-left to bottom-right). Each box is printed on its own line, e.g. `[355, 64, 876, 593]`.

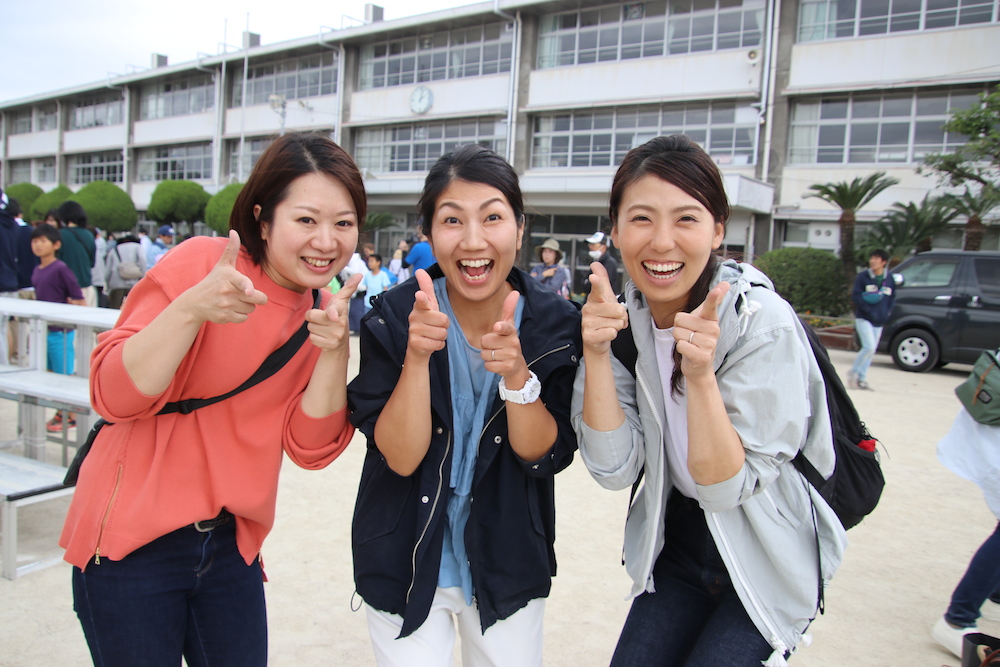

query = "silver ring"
[688, 331, 696, 345]
[491, 349, 495, 361]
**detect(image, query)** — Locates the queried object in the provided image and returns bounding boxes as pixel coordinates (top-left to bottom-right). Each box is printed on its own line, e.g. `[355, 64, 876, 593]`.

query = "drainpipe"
[494, 0, 519, 164]
[760, 0, 782, 184]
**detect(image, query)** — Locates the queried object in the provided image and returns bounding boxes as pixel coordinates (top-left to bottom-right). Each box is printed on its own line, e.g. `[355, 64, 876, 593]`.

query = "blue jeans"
[850, 318, 882, 382]
[47, 329, 75, 375]
[946, 522, 1000, 628]
[72, 519, 267, 667]
[610, 491, 776, 667]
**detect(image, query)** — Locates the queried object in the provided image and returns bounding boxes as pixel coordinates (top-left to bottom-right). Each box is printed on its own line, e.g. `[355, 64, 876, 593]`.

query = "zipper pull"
[94, 548, 101, 565]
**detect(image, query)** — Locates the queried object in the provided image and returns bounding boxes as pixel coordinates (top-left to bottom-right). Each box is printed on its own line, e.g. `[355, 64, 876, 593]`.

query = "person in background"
[573, 135, 846, 665]
[931, 404, 1000, 658]
[44, 209, 63, 227]
[388, 239, 411, 284]
[61, 132, 363, 667]
[585, 230, 620, 295]
[0, 189, 20, 364]
[91, 228, 109, 308]
[104, 233, 147, 309]
[345, 243, 373, 333]
[848, 248, 895, 391]
[146, 224, 175, 267]
[530, 238, 572, 298]
[405, 227, 436, 272]
[348, 144, 581, 666]
[8, 198, 38, 300]
[55, 200, 97, 307]
[360, 253, 393, 311]
[137, 228, 152, 255]
[30, 223, 86, 432]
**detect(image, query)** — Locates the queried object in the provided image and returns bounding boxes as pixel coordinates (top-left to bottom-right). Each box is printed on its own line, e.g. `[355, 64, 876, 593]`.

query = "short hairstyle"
[44, 208, 63, 225]
[31, 223, 61, 244]
[368, 253, 383, 265]
[7, 198, 21, 218]
[230, 132, 367, 266]
[57, 200, 88, 228]
[417, 144, 524, 236]
[870, 248, 890, 263]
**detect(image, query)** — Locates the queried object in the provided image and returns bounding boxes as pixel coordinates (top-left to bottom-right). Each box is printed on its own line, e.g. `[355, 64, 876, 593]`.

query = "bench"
[0, 451, 73, 580]
[0, 370, 95, 464]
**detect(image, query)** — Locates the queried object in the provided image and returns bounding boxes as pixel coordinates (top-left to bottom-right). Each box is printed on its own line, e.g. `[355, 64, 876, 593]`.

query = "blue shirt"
[405, 242, 436, 273]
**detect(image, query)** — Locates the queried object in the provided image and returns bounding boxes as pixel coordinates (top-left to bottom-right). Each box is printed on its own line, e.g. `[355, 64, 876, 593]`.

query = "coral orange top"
[60, 237, 353, 570]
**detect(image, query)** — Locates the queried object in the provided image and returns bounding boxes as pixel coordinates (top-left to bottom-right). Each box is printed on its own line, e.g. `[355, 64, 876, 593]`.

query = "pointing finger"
[692, 281, 730, 321]
[587, 262, 616, 304]
[335, 272, 363, 302]
[415, 269, 439, 311]
[498, 290, 519, 328]
[218, 230, 242, 269]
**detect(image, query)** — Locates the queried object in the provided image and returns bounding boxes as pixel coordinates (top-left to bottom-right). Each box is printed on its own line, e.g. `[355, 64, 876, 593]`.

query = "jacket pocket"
[353, 453, 413, 546]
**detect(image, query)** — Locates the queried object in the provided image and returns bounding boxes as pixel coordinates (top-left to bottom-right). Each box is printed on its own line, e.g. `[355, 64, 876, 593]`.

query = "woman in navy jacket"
[348, 145, 581, 665]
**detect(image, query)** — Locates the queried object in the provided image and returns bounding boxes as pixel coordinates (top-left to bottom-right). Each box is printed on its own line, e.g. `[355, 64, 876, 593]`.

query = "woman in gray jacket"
[103, 234, 147, 309]
[572, 135, 847, 666]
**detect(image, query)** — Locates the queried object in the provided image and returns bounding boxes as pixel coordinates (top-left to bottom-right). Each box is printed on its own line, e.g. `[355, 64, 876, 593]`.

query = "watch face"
[410, 86, 433, 114]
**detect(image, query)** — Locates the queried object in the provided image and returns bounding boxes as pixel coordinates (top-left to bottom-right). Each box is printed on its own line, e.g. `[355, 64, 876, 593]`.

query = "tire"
[890, 328, 940, 372]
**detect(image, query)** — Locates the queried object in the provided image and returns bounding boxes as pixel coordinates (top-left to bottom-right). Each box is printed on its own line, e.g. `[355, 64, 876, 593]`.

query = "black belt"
[193, 509, 233, 533]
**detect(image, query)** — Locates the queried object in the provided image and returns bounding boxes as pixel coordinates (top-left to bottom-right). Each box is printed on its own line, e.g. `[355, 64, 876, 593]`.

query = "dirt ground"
[0, 343, 994, 666]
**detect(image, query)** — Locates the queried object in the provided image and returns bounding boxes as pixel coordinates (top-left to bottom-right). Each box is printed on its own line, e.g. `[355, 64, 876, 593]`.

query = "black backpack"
[609, 292, 884, 531]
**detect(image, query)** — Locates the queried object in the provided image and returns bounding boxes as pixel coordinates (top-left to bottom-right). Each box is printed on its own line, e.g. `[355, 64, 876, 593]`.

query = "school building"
[2, 0, 998, 289]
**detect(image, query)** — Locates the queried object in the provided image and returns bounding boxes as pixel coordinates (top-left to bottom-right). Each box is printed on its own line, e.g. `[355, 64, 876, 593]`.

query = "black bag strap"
[156, 288, 321, 415]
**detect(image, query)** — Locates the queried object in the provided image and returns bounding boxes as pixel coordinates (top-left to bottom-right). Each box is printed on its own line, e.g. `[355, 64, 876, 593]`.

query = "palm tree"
[805, 172, 900, 278]
[858, 195, 959, 266]
[938, 186, 1000, 252]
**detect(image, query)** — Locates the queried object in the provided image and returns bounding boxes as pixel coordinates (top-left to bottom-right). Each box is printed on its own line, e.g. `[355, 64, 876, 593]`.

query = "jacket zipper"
[93, 464, 123, 565]
[634, 369, 666, 590]
[406, 432, 451, 603]
[710, 512, 784, 649]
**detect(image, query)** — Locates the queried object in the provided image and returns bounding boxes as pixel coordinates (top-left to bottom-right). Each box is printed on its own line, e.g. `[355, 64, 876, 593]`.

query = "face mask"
[588, 249, 603, 260]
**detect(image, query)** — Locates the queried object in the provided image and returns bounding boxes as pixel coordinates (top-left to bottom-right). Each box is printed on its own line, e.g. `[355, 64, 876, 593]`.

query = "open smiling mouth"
[643, 260, 683, 279]
[304, 257, 333, 268]
[459, 258, 494, 282]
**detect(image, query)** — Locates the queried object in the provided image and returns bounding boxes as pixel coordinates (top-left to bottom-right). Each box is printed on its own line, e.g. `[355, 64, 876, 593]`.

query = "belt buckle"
[193, 519, 215, 532]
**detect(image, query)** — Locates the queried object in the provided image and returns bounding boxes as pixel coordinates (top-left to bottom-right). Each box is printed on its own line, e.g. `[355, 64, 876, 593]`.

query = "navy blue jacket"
[15, 224, 38, 290]
[852, 268, 895, 326]
[348, 265, 581, 637]
[0, 209, 18, 293]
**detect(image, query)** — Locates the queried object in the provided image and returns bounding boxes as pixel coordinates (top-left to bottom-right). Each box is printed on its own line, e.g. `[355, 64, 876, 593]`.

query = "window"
[788, 88, 981, 164]
[36, 158, 56, 183]
[139, 75, 215, 120]
[10, 110, 32, 135]
[355, 119, 507, 173]
[37, 106, 59, 131]
[537, 0, 763, 68]
[232, 52, 337, 106]
[137, 143, 213, 181]
[228, 138, 273, 179]
[973, 257, 1000, 300]
[895, 256, 959, 286]
[69, 151, 124, 184]
[70, 95, 124, 129]
[359, 23, 513, 89]
[798, 0, 998, 41]
[8, 160, 31, 184]
[532, 102, 756, 168]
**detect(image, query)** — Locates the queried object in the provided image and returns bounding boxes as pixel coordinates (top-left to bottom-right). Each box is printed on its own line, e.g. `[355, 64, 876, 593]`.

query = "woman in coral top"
[60, 132, 364, 667]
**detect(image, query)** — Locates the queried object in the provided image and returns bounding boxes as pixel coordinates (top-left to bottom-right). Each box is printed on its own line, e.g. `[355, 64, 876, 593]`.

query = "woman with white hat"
[530, 237, 572, 297]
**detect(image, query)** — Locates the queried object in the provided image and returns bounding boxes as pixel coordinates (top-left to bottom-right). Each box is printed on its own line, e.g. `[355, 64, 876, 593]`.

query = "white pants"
[365, 587, 545, 667]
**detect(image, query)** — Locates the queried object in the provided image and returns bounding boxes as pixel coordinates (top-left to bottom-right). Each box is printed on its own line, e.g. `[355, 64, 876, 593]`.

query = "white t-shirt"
[651, 321, 699, 499]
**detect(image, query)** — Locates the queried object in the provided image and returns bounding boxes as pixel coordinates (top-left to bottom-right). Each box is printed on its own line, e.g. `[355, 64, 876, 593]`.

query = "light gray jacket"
[571, 260, 848, 662]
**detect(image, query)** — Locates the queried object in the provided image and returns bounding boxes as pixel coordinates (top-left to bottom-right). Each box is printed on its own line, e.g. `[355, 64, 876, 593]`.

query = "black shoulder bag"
[63, 289, 321, 486]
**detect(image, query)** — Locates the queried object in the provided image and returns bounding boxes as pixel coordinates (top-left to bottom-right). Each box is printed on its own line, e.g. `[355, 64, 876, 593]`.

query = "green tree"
[921, 85, 1000, 193]
[29, 184, 74, 221]
[804, 172, 900, 278]
[937, 186, 999, 252]
[364, 212, 397, 232]
[5, 183, 44, 217]
[146, 180, 211, 225]
[68, 181, 138, 233]
[755, 247, 851, 316]
[204, 183, 244, 234]
[857, 195, 959, 266]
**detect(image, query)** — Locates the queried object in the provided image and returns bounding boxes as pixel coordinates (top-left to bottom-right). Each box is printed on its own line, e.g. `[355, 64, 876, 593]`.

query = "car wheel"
[890, 328, 940, 372]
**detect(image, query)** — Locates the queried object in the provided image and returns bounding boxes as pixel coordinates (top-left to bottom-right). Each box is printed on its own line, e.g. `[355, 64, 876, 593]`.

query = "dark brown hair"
[610, 134, 729, 397]
[230, 132, 367, 265]
[417, 144, 524, 237]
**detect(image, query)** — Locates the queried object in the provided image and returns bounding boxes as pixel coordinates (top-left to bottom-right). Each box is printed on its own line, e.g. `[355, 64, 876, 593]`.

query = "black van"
[879, 250, 1000, 372]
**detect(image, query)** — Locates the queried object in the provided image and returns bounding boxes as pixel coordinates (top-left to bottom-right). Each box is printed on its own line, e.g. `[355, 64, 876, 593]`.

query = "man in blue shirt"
[849, 248, 896, 391]
[405, 228, 436, 272]
[147, 225, 175, 267]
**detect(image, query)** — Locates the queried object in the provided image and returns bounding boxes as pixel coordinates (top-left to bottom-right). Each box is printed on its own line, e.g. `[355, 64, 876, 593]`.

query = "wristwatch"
[498, 371, 541, 405]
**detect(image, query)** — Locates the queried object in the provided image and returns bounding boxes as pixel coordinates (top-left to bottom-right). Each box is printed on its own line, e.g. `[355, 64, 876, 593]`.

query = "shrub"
[754, 247, 851, 317]
[68, 181, 138, 233]
[147, 180, 211, 225]
[29, 184, 74, 221]
[5, 183, 44, 217]
[204, 183, 243, 234]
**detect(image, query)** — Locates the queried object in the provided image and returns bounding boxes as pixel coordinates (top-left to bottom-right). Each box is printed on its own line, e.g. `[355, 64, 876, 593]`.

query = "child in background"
[361, 253, 393, 310]
[31, 223, 85, 432]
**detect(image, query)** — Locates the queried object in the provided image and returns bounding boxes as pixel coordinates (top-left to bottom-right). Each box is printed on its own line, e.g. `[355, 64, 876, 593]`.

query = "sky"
[3, 0, 473, 103]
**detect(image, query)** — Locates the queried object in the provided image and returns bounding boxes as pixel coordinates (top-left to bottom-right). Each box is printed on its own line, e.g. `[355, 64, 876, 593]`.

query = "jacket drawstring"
[735, 280, 761, 336]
